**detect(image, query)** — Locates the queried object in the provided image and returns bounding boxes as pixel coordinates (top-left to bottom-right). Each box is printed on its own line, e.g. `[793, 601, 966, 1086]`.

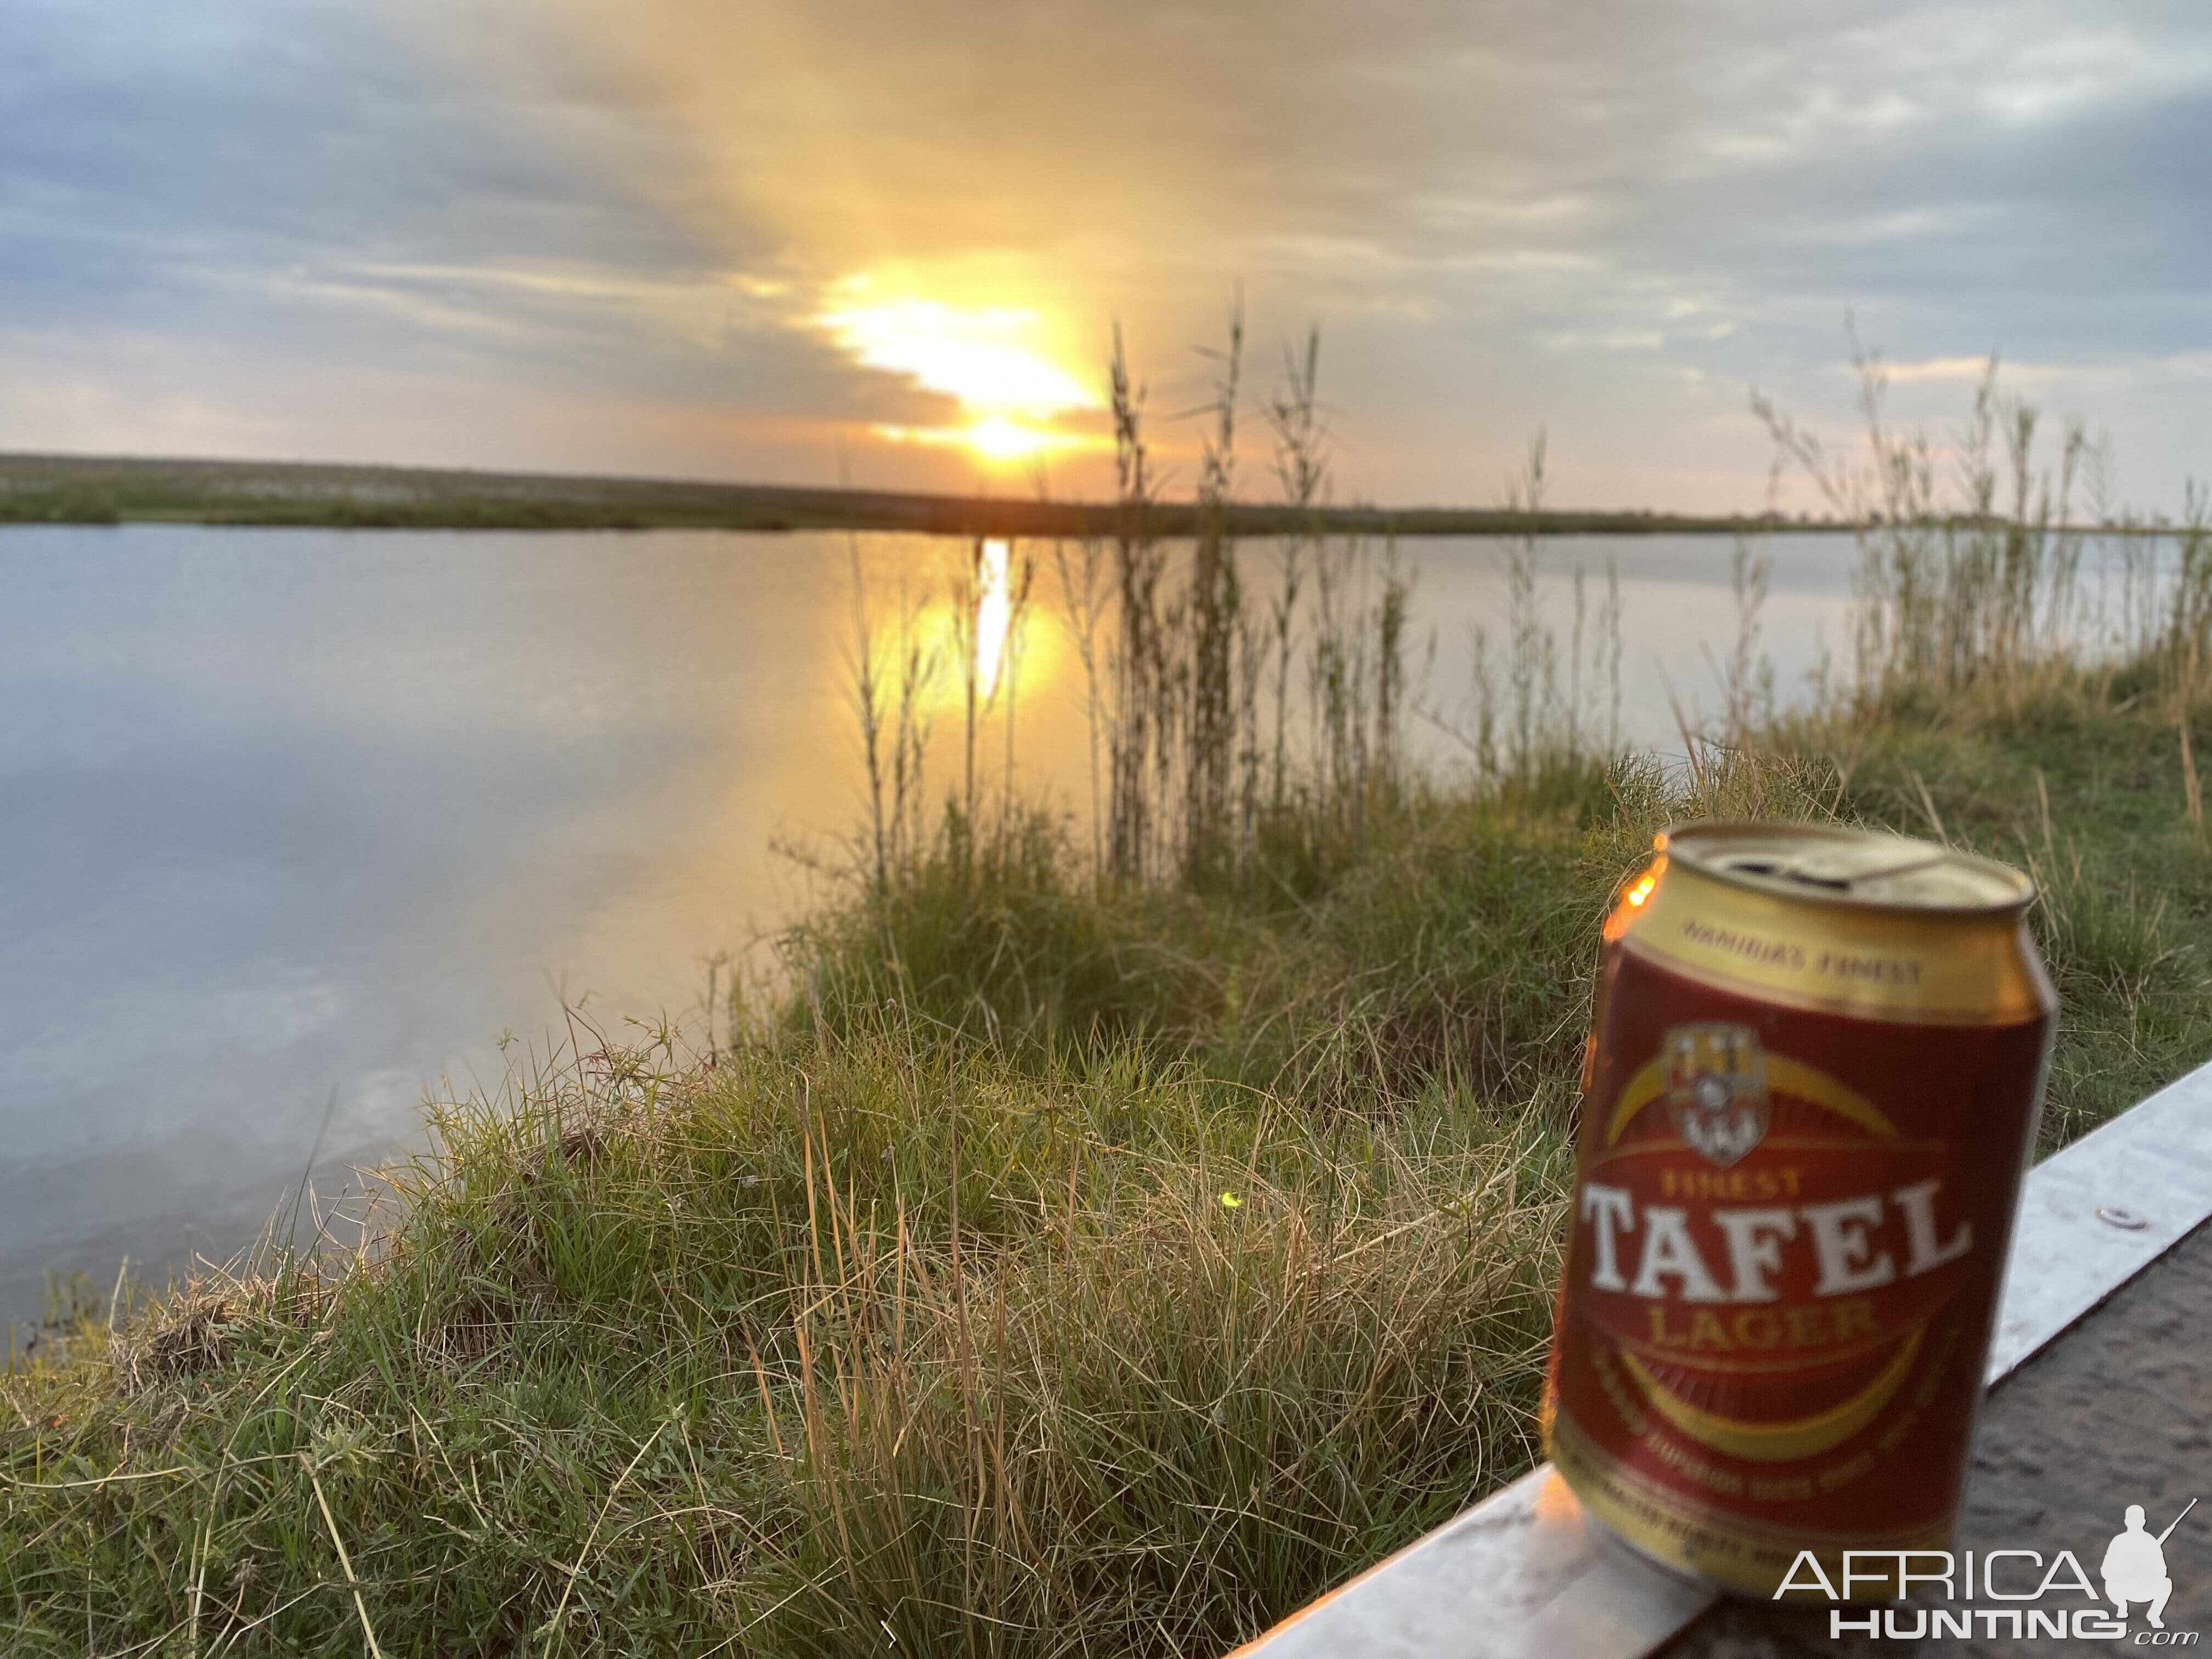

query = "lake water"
[0, 524, 1903, 1322]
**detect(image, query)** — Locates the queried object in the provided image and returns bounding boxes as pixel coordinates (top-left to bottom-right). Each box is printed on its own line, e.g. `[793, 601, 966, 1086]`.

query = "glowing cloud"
[868, 416, 1097, 463]
[816, 280, 1100, 466]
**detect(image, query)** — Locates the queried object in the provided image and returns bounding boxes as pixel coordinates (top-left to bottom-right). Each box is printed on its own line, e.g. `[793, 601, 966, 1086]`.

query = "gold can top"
[1658, 821, 2033, 915]
[1615, 820, 2053, 1023]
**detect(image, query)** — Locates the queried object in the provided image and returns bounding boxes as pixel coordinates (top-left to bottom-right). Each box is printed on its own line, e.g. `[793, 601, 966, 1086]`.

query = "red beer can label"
[1545, 823, 2053, 1596]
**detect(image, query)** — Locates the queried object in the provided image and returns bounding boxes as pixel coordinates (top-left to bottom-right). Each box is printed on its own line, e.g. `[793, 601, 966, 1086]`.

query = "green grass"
[7, 653, 2207, 1655]
[0, 1032, 1567, 1656]
[1778, 664, 2212, 1150]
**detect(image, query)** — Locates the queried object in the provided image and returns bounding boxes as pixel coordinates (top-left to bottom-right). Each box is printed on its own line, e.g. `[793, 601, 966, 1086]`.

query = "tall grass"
[1751, 335, 2212, 1147]
[1448, 436, 1625, 781]
[844, 320, 1627, 928]
[1755, 331, 2212, 709]
[1080, 315, 1428, 895]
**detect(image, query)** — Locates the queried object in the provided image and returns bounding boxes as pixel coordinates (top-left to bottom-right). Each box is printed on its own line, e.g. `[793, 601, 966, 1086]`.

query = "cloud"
[8, 0, 2212, 505]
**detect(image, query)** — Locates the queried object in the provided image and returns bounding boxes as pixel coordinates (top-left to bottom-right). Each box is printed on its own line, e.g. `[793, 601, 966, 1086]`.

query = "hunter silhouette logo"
[2106, 1499, 2194, 1630]
[1663, 1023, 1770, 1167]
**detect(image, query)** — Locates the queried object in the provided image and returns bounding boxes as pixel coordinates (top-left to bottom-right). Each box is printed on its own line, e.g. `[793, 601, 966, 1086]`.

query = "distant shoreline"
[0, 451, 2157, 538]
[0, 451, 1840, 537]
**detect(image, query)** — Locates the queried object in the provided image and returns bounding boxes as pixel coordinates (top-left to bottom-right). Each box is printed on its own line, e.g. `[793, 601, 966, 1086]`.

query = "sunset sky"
[7, 1, 2212, 510]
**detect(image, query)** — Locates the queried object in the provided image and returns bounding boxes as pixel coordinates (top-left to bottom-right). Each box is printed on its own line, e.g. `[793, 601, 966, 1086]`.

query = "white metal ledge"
[1229, 1057, 2212, 1659]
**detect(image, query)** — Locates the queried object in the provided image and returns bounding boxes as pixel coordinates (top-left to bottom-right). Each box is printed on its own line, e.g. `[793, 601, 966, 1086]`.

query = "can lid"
[1658, 821, 2034, 913]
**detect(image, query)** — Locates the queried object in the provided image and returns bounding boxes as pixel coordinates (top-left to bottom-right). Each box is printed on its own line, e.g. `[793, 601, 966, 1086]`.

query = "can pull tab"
[1717, 847, 1951, 894]
[1719, 856, 1850, 891]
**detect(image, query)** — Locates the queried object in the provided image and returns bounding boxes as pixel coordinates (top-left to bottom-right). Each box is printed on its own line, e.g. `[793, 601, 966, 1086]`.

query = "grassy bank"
[5, 354, 2212, 1655]
[5, 668, 2208, 1655]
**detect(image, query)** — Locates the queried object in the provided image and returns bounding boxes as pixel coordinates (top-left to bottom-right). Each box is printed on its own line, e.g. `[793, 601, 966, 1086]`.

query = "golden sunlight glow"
[964, 415, 1062, 462]
[870, 416, 1094, 462]
[818, 278, 1100, 467]
[975, 538, 1013, 697]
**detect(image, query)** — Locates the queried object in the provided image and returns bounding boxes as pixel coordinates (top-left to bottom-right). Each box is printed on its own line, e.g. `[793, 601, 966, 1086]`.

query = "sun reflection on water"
[976, 538, 1013, 697]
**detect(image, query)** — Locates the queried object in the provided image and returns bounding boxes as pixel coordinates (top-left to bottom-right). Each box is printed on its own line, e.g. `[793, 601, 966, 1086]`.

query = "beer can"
[1544, 821, 2055, 1596]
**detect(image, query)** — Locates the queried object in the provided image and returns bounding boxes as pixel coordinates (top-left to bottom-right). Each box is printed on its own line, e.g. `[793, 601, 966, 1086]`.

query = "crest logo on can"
[1664, 1022, 1770, 1166]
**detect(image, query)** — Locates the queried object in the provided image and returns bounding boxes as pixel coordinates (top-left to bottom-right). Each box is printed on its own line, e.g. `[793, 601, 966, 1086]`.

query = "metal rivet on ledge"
[2095, 1204, 2151, 1231]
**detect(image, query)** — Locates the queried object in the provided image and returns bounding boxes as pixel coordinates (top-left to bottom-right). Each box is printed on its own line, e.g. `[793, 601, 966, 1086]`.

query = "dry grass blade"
[540, 1421, 669, 1657]
[304, 1455, 387, 1659]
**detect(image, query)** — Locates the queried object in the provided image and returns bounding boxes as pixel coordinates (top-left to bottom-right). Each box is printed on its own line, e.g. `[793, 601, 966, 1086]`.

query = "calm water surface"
[0, 525, 1879, 1319]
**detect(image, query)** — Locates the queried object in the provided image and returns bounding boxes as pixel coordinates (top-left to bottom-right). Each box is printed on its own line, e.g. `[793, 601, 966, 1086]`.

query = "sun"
[816, 279, 1102, 467]
[963, 416, 1064, 464]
